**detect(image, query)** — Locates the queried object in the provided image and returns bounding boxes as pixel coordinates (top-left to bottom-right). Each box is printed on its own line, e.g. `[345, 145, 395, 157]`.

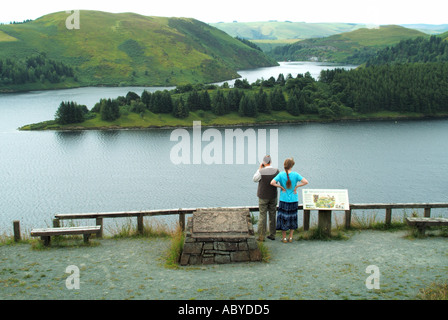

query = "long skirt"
[276, 201, 299, 231]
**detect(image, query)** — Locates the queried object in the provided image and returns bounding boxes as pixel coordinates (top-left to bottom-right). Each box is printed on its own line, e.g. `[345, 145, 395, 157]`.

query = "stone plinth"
[180, 208, 262, 265]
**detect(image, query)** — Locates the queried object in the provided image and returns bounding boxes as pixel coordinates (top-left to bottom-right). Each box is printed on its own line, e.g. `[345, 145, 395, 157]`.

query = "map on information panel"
[302, 189, 349, 211]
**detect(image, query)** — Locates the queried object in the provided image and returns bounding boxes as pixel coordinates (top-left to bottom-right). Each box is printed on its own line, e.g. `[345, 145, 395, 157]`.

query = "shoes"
[288, 237, 293, 243]
[267, 235, 275, 241]
[282, 238, 288, 243]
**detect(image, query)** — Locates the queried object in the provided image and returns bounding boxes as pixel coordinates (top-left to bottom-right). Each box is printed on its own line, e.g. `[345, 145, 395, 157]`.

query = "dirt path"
[1, 230, 446, 300]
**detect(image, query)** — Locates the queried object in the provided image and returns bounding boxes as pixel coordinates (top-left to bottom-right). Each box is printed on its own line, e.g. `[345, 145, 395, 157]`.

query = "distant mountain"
[399, 24, 448, 35]
[209, 21, 368, 40]
[269, 25, 427, 64]
[0, 10, 277, 91]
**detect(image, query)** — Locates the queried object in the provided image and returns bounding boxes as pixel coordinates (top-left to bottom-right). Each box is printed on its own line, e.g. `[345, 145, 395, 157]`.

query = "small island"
[20, 63, 448, 131]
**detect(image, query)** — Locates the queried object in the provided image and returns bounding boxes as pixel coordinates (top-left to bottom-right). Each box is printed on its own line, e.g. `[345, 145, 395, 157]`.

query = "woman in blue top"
[270, 157, 308, 243]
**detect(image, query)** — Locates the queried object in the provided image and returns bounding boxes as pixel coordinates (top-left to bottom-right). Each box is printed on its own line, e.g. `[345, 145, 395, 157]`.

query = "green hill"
[0, 10, 277, 91]
[270, 25, 427, 63]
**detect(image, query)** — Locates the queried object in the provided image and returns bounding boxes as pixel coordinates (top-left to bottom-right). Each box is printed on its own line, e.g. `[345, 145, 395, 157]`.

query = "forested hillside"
[366, 36, 448, 66]
[0, 53, 74, 85]
[322, 63, 448, 114]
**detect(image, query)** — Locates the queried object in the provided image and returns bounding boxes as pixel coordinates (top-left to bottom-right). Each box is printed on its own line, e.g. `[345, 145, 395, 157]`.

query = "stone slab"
[180, 207, 261, 266]
[192, 208, 250, 234]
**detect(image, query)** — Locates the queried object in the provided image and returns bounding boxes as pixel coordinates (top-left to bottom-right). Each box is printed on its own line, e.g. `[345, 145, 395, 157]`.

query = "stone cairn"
[180, 207, 262, 265]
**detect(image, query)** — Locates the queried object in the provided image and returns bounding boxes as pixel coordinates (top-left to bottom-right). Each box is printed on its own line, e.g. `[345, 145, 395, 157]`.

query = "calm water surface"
[1, 62, 447, 232]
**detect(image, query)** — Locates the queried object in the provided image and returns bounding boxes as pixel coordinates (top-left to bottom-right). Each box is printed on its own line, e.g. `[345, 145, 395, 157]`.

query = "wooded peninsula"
[20, 36, 448, 130]
[20, 64, 448, 130]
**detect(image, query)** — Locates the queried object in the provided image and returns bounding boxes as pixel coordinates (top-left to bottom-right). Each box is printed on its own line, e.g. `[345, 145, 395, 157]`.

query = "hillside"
[0, 11, 277, 91]
[270, 25, 427, 63]
[440, 31, 448, 41]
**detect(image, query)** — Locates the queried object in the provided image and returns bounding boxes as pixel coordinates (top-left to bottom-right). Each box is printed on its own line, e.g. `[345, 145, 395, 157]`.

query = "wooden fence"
[11, 202, 448, 241]
[50, 202, 448, 237]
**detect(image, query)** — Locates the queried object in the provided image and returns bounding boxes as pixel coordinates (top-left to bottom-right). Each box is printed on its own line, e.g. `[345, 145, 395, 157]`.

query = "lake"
[1, 61, 447, 233]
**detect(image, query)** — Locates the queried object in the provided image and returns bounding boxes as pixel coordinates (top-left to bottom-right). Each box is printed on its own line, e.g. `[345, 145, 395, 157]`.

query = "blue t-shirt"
[273, 171, 304, 203]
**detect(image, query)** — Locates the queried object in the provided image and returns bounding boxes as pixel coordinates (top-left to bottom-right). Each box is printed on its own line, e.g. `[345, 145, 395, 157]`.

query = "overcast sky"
[1, 0, 447, 25]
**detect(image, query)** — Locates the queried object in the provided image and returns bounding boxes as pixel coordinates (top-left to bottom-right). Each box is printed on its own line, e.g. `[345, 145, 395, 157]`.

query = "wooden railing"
[52, 202, 448, 237]
[341, 203, 448, 229]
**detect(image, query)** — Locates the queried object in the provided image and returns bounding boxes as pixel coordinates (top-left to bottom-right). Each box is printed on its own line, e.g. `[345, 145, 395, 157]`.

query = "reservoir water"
[1, 62, 447, 233]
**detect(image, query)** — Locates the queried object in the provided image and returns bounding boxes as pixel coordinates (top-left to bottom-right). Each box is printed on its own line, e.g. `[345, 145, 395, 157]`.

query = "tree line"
[0, 53, 75, 85]
[55, 101, 90, 124]
[324, 63, 448, 114]
[0, 19, 33, 25]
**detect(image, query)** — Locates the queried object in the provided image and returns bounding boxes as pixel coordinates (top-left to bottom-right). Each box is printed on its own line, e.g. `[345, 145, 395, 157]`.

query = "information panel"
[302, 189, 350, 211]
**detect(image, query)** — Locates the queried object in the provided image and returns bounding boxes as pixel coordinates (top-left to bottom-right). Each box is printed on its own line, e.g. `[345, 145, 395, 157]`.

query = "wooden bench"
[30, 226, 101, 246]
[405, 217, 448, 235]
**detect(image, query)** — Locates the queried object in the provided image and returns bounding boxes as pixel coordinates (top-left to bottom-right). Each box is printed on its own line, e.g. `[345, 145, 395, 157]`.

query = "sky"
[1, 0, 447, 25]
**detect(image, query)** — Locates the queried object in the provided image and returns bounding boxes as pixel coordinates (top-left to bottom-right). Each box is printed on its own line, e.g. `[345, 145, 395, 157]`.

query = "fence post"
[318, 210, 332, 236]
[303, 210, 310, 231]
[96, 217, 103, 238]
[385, 207, 392, 225]
[13, 220, 21, 242]
[137, 213, 144, 235]
[345, 209, 352, 229]
[424, 207, 431, 218]
[53, 218, 60, 228]
[179, 210, 185, 231]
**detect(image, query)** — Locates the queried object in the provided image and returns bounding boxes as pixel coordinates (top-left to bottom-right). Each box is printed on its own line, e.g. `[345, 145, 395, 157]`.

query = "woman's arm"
[271, 179, 286, 192]
[294, 177, 309, 194]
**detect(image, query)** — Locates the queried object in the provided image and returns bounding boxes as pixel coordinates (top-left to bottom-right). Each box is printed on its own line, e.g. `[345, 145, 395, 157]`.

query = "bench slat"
[31, 226, 101, 237]
[406, 217, 448, 225]
[54, 209, 186, 219]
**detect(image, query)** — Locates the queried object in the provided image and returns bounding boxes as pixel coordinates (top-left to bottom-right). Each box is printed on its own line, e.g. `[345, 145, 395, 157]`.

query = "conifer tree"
[270, 87, 287, 111]
[212, 90, 227, 115]
[255, 88, 271, 113]
[286, 95, 300, 116]
[200, 90, 212, 111]
[100, 99, 120, 121]
[173, 97, 189, 118]
[239, 94, 258, 117]
[55, 101, 87, 124]
[141, 90, 152, 109]
[186, 90, 201, 111]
